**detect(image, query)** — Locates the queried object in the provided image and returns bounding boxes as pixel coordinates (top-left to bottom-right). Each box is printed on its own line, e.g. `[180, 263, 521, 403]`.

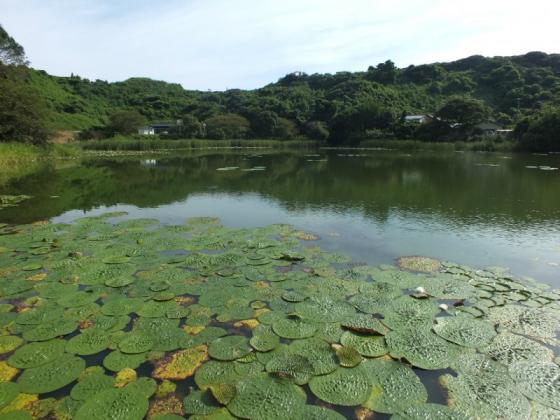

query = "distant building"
[475, 121, 503, 136]
[138, 120, 183, 135]
[138, 126, 155, 136]
[404, 115, 433, 124]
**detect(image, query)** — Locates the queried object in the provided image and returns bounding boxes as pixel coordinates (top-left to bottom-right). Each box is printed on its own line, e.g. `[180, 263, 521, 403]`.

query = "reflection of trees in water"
[2, 151, 560, 226]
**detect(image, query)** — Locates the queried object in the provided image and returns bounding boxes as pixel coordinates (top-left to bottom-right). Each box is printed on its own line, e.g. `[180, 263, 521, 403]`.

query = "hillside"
[11, 51, 560, 133]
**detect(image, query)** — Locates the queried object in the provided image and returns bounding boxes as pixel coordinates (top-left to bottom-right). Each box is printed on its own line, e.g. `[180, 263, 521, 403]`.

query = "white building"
[138, 126, 155, 136]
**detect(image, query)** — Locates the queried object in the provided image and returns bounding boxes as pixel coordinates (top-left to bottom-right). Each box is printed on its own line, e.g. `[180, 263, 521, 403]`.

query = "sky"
[1, 0, 559, 91]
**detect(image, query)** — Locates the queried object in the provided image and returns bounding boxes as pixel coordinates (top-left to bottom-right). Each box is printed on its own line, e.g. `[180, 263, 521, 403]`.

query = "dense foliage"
[0, 25, 559, 149]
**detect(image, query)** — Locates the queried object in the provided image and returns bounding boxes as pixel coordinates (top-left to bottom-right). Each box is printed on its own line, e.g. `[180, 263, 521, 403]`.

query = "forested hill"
[12, 51, 560, 133]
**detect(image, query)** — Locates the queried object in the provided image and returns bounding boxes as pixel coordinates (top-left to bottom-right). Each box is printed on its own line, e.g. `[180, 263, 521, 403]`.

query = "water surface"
[1, 148, 559, 286]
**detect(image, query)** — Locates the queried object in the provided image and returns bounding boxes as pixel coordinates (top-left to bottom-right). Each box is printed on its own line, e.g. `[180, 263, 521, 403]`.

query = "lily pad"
[118, 334, 154, 354]
[309, 366, 370, 406]
[228, 374, 306, 420]
[74, 387, 148, 420]
[152, 345, 208, 380]
[208, 336, 251, 361]
[481, 332, 553, 366]
[265, 353, 314, 384]
[340, 331, 387, 357]
[66, 327, 111, 355]
[432, 316, 496, 348]
[272, 316, 317, 339]
[0, 335, 24, 354]
[0, 382, 19, 408]
[17, 355, 85, 394]
[70, 373, 115, 400]
[8, 339, 66, 368]
[103, 351, 147, 372]
[391, 403, 469, 420]
[386, 327, 461, 370]
[509, 361, 560, 410]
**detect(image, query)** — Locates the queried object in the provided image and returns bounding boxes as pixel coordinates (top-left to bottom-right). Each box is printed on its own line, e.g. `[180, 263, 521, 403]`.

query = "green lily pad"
[340, 331, 387, 357]
[386, 327, 462, 370]
[70, 373, 115, 401]
[361, 358, 427, 414]
[8, 339, 66, 368]
[228, 374, 307, 420]
[0, 381, 19, 408]
[509, 361, 560, 410]
[300, 405, 346, 420]
[74, 387, 148, 420]
[208, 335, 252, 361]
[184, 389, 221, 415]
[381, 297, 438, 330]
[295, 296, 355, 323]
[102, 256, 131, 264]
[265, 353, 314, 384]
[105, 276, 135, 287]
[118, 334, 154, 354]
[391, 403, 469, 420]
[22, 320, 78, 341]
[250, 326, 280, 352]
[272, 316, 317, 339]
[103, 350, 146, 372]
[432, 316, 497, 348]
[335, 345, 363, 367]
[481, 332, 553, 366]
[17, 355, 85, 393]
[0, 335, 24, 354]
[309, 366, 370, 406]
[66, 327, 111, 355]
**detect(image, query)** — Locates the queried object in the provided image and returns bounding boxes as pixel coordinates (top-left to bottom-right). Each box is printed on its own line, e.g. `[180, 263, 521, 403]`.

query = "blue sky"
[1, 0, 559, 90]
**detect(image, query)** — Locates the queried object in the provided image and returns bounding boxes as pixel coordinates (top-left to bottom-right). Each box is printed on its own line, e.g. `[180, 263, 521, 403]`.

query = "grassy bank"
[358, 138, 518, 152]
[0, 143, 80, 186]
[78, 137, 321, 151]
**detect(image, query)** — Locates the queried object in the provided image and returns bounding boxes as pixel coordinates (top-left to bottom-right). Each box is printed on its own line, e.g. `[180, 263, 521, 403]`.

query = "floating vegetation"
[0, 213, 557, 418]
[0, 195, 31, 210]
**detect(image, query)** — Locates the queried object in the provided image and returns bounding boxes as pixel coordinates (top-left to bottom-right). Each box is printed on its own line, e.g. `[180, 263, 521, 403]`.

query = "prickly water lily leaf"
[74, 387, 148, 420]
[207, 383, 236, 405]
[295, 296, 355, 323]
[272, 316, 317, 339]
[125, 377, 157, 398]
[340, 331, 387, 357]
[208, 335, 251, 361]
[103, 351, 146, 372]
[432, 316, 496, 348]
[70, 373, 115, 401]
[335, 345, 363, 367]
[8, 339, 66, 368]
[183, 389, 221, 415]
[228, 374, 307, 420]
[265, 353, 314, 385]
[341, 314, 389, 335]
[0, 335, 23, 354]
[509, 361, 560, 410]
[249, 326, 280, 352]
[102, 256, 131, 264]
[17, 355, 85, 394]
[194, 361, 241, 389]
[152, 345, 208, 380]
[23, 320, 78, 341]
[300, 405, 346, 420]
[361, 358, 427, 414]
[0, 382, 19, 408]
[105, 276, 135, 287]
[66, 327, 110, 355]
[391, 403, 469, 420]
[118, 334, 154, 354]
[386, 327, 462, 370]
[309, 366, 370, 406]
[481, 332, 553, 366]
[487, 306, 560, 339]
[380, 297, 438, 330]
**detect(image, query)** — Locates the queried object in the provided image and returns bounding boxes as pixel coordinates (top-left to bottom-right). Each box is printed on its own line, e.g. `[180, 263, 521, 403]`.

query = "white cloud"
[1, 0, 558, 90]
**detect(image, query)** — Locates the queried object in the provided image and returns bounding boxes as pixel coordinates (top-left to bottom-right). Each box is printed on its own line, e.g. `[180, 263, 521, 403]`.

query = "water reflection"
[1, 149, 559, 285]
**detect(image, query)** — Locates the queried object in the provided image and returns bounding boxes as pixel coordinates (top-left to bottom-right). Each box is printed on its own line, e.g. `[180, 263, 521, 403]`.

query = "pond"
[2, 148, 560, 286]
[0, 148, 559, 419]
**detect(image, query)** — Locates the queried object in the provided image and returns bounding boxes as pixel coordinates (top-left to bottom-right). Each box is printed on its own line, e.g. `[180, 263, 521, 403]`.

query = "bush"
[107, 110, 147, 136]
[515, 107, 560, 151]
[205, 114, 250, 139]
[305, 121, 329, 141]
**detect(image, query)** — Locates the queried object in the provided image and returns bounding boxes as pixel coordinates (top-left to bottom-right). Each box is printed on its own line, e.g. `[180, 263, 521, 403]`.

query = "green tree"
[0, 67, 50, 144]
[0, 24, 28, 65]
[107, 110, 147, 135]
[435, 97, 488, 129]
[305, 121, 329, 141]
[274, 118, 299, 139]
[515, 107, 560, 151]
[205, 113, 250, 139]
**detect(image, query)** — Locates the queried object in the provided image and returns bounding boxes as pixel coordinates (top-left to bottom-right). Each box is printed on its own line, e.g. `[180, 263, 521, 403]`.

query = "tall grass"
[0, 143, 42, 186]
[78, 137, 321, 151]
[358, 138, 517, 152]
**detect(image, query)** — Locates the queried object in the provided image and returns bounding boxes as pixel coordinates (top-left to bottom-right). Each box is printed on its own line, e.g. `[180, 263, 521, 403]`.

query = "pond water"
[1, 147, 560, 419]
[2, 148, 559, 287]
